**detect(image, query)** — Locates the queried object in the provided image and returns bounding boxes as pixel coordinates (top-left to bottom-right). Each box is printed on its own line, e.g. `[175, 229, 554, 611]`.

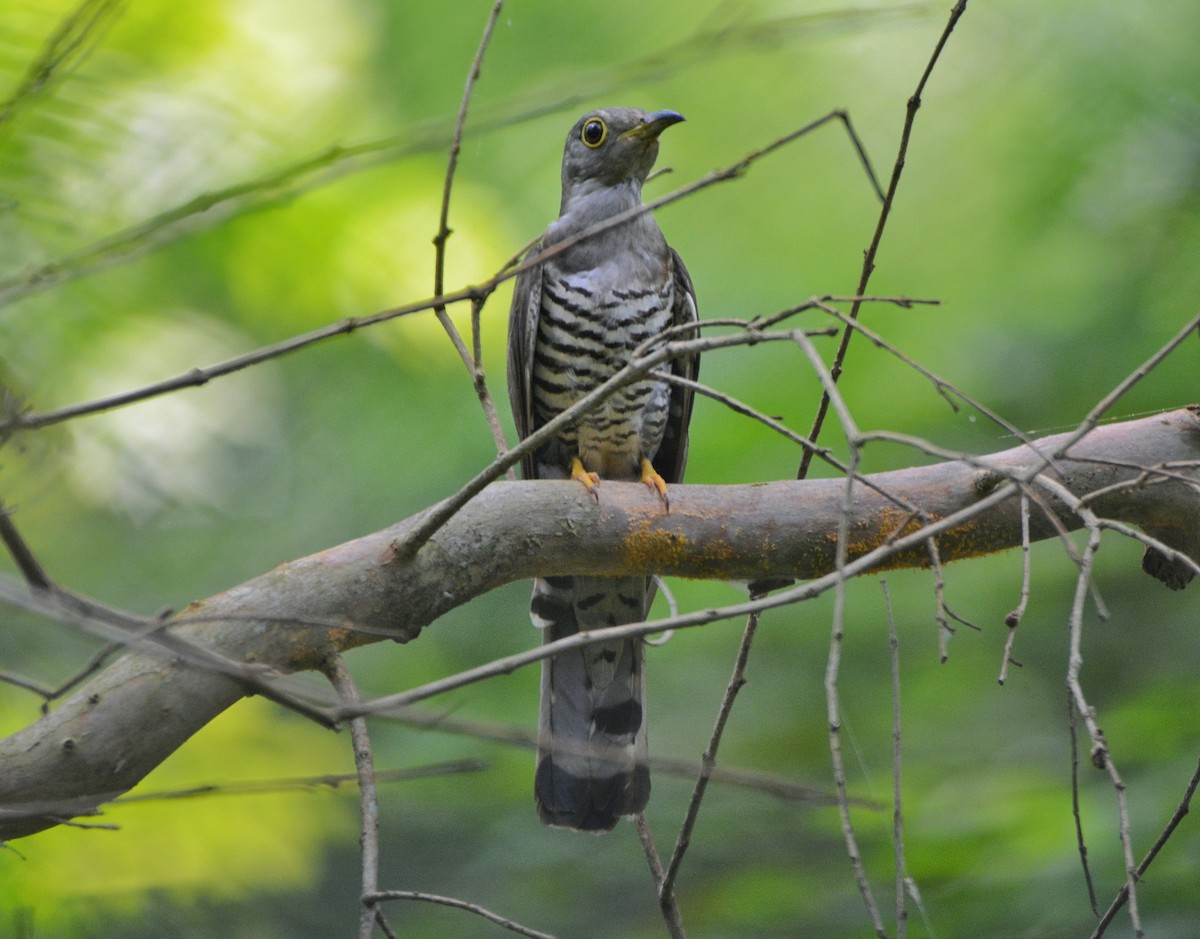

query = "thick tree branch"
[1, 408, 1197, 840]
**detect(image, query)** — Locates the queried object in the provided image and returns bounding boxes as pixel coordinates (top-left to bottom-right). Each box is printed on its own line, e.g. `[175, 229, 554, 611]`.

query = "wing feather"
[651, 246, 700, 485]
[506, 249, 544, 481]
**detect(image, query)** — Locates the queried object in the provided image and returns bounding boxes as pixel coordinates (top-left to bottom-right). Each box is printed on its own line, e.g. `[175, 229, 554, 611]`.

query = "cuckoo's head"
[560, 107, 684, 198]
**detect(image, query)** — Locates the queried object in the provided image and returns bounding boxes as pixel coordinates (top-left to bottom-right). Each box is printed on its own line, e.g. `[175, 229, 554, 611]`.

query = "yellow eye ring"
[580, 117, 607, 148]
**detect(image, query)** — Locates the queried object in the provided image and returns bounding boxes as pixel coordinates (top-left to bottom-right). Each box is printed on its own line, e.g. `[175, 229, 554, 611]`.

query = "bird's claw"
[570, 457, 601, 502]
[640, 458, 670, 512]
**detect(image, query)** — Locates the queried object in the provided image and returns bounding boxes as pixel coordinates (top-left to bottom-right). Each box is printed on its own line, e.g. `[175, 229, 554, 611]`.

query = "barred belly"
[531, 264, 675, 480]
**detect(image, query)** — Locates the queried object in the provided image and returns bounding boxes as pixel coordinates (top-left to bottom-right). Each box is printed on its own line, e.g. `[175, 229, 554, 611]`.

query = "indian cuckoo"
[507, 107, 700, 831]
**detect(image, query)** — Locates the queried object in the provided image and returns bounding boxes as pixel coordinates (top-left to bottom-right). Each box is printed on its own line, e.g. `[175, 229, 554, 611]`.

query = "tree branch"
[0, 408, 1197, 840]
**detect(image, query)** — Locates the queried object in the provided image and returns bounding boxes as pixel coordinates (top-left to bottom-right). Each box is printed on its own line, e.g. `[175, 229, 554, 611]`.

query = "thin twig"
[0, 574, 340, 728]
[1061, 313, 1200, 454]
[636, 814, 687, 939]
[113, 760, 485, 803]
[826, 450, 888, 938]
[0, 503, 53, 589]
[324, 656, 385, 939]
[801, 330, 888, 932]
[0, 670, 53, 698]
[1092, 755, 1200, 938]
[813, 301, 1041, 450]
[1050, 478, 1143, 936]
[430, 0, 512, 467]
[1068, 686, 1100, 915]
[379, 705, 855, 805]
[924, 536, 953, 663]
[365, 891, 556, 939]
[998, 493, 1031, 685]
[883, 581, 907, 939]
[798, 0, 970, 480]
[661, 608, 762, 899]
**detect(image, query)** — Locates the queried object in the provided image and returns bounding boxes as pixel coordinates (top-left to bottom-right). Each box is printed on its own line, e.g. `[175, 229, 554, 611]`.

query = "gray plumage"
[508, 107, 700, 831]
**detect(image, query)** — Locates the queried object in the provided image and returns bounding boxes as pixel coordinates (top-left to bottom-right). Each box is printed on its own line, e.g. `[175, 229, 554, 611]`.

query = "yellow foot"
[640, 457, 670, 511]
[570, 457, 601, 501]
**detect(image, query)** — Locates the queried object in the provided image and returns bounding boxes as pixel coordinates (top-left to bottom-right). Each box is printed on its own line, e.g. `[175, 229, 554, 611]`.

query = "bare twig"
[884, 582, 907, 939]
[0, 670, 53, 698]
[661, 609, 762, 899]
[798, 0, 970, 479]
[0, 503, 53, 590]
[379, 705, 852, 805]
[364, 891, 556, 939]
[323, 656, 384, 939]
[813, 301, 1041, 449]
[636, 814, 687, 939]
[801, 331, 888, 932]
[1050, 312, 1200, 464]
[1046, 476, 1143, 936]
[1092, 755, 1200, 938]
[1068, 687, 1100, 916]
[0, 576, 340, 728]
[431, 0, 512, 468]
[826, 450, 888, 938]
[112, 760, 485, 803]
[924, 536, 953, 663]
[998, 493, 1031, 685]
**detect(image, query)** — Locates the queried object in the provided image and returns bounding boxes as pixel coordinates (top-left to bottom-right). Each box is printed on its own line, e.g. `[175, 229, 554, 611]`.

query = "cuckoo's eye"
[580, 118, 607, 148]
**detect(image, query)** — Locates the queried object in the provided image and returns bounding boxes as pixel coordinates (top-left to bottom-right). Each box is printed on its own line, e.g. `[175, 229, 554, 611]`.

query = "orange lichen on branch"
[828, 506, 929, 564]
[621, 517, 740, 579]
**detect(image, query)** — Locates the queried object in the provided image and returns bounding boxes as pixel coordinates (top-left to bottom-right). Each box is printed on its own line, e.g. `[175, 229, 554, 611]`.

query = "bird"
[507, 107, 700, 831]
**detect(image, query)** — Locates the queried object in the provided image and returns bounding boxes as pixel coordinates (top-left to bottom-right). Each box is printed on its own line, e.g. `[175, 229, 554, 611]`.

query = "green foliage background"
[1, 1, 1198, 936]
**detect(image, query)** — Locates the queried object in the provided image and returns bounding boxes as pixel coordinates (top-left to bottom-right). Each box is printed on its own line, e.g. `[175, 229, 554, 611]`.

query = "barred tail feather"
[531, 574, 650, 831]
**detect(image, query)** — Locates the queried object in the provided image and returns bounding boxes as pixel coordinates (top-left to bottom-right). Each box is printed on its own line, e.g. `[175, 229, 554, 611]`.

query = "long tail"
[530, 574, 650, 831]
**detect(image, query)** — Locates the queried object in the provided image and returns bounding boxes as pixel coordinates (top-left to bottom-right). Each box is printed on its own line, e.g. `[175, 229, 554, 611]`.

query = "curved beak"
[621, 110, 686, 141]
